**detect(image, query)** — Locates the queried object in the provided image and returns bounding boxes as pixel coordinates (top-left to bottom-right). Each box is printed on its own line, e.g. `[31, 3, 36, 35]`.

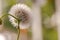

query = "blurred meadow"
[0, 0, 58, 40]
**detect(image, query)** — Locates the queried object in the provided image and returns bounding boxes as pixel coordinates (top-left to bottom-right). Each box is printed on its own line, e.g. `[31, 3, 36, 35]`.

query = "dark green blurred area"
[2, 0, 57, 40]
[0, 18, 2, 25]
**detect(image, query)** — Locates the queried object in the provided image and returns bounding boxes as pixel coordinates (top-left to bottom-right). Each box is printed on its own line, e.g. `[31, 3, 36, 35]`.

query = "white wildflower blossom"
[9, 3, 32, 29]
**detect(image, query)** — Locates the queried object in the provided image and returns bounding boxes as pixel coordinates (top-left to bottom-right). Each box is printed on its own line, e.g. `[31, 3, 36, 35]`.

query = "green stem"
[0, 14, 8, 18]
[17, 20, 20, 40]
[0, 14, 19, 20]
[9, 14, 19, 20]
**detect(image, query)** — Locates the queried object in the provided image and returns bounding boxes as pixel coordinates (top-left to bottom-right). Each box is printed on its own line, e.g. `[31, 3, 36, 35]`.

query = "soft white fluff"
[9, 3, 32, 29]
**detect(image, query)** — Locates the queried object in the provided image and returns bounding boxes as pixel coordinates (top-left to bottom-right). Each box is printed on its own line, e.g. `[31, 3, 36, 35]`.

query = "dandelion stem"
[17, 20, 20, 40]
[9, 14, 19, 20]
[0, 14, 19, 21]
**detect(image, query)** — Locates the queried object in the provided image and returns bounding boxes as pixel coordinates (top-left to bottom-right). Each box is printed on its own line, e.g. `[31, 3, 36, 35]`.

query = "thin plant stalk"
[17, 20, 20, 40]
[1, 14, 19, 20]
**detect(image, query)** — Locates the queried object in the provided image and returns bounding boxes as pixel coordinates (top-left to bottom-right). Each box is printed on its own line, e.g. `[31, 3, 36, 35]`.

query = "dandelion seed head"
[9, 3, 32, 29]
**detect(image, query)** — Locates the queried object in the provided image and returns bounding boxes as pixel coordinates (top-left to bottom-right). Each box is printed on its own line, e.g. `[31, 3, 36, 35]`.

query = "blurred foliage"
[2, 0, 58, 40]
[43, 27, 57, 40]
[42, 0, 55, 19]
[42, 0, 57, 40]
[25, 0, 32, 7]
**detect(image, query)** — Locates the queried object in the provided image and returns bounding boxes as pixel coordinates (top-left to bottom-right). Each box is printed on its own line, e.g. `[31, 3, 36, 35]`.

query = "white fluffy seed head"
[9, 3, 32, 29]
